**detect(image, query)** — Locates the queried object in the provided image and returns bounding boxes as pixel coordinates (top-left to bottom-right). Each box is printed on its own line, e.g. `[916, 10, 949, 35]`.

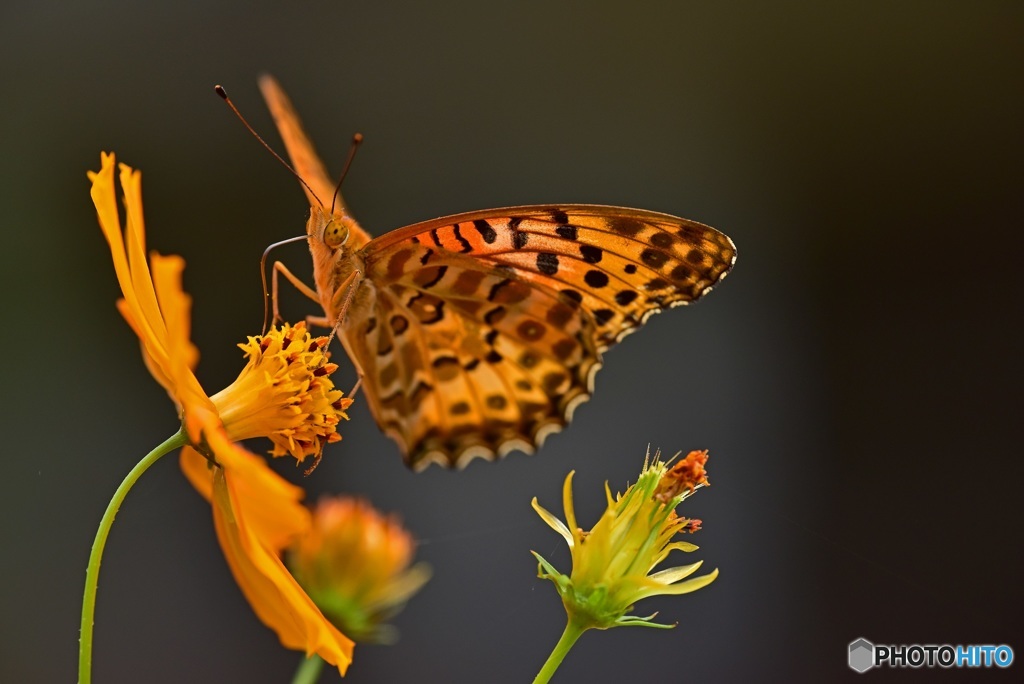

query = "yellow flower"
[531, 449, 718, 630]
[288, 497, 431, 644]
[90, 152, 354, 674]
[211, 325, 351, 472]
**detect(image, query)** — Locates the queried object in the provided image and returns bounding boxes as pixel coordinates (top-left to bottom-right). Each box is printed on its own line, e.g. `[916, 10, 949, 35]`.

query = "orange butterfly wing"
[349, 206, 735, 469]
[258, 76, 737, 470]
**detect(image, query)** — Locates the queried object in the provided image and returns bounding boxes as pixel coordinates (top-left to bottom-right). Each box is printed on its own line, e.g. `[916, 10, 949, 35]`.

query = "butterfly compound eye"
[323, 219, 350, 249]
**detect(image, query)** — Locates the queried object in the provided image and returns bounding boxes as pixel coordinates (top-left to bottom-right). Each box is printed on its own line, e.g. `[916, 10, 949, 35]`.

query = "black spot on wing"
[650, 231, 674, 249]
[580, 245, 602, 264]
[640, 249, 669, 269]
[608, 216, 645, 236]
[537, 252, 559, 275]
[488, 278, 513, 302]
[473, 219, 497, 244]
[555, 224, 578, 240]
[646, 277, 669, 291]
[584, 270, 609, 288]
[507, 217, 528, 249]
[670, 264, 692, 282]
[614, 290, 638, 306]
[484, 306, 506, 325]
[560, 289, 583, 307]
[453, 224, 472, 253]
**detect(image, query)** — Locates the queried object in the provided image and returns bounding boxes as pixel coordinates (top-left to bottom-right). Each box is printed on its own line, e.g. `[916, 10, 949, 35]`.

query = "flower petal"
[561, 471, 579, 544]
[181, 433, 309, 550]
[635, 567, 719, 601]
[118, 162, 167, 351]
[89, 154, 171, 385]
[148, 254, 219, 442]
[211, 465, 354, 675]
[89, 153, 206, 408]
[531, 497, 574, 547]
[647, 560, 704, 585]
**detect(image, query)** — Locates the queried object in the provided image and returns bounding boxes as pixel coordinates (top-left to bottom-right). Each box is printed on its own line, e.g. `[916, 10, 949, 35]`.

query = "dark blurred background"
[2, 1, 1021, 682]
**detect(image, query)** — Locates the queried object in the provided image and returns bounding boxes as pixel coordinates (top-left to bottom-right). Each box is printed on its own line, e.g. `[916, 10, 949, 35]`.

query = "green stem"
[78, 429, 188, 684]
[292, 654, 325, 684]
[533, 617, 588, 684]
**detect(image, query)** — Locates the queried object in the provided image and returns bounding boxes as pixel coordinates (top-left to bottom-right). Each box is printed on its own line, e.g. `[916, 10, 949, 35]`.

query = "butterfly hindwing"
[348, 243, 601, 469]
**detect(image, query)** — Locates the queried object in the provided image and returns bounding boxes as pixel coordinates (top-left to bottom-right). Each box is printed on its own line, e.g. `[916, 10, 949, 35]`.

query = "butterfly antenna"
[260, 235, 310, 334]
[215, 84, 326, 208]
[331, 133, 364, 214]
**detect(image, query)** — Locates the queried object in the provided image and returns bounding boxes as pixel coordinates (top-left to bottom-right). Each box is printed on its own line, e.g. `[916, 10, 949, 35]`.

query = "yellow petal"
[560, 471, 579, 544]
[530, 497, 573, 548]
[647, 560, 704, 585]
[636, 567, 719, 600]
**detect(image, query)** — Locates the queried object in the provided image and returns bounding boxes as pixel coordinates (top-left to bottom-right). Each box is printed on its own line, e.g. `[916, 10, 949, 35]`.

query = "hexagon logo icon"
[849, 638, 875, 673]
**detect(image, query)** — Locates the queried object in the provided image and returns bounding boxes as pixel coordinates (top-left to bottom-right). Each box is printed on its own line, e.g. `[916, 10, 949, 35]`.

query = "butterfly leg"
[325, 270, 367, 401]
[346, 375, 364, 402]
[304, 315, 332, 329]
[321, 270, 362, 347]
[271, 260, 320, 327]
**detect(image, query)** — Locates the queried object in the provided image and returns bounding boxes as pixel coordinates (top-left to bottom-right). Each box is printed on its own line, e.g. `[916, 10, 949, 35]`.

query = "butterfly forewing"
[363, 205, 737, 352]
[259, 75, 372, 249]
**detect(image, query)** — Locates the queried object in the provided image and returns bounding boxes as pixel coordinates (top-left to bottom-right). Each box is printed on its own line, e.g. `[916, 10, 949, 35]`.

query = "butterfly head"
[308, 205, 355, 252]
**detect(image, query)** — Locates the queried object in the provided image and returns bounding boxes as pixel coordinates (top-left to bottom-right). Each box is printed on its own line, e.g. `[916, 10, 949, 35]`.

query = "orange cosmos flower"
[288, 497, 431, 644]
[89, 152, 354, 674]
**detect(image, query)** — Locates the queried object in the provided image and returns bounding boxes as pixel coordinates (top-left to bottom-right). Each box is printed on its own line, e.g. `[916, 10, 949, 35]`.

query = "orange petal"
[148, 253, 216, 443]
[118, 162, 168, 351]
[211, 466, 354, 674]
[90, 153, 171, 379]
[90, 153, 192, 402]
[202, 431, 310, 549]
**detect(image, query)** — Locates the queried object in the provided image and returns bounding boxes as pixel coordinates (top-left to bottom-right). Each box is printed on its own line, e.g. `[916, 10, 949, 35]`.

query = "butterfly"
[257, 75, 736, 470]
